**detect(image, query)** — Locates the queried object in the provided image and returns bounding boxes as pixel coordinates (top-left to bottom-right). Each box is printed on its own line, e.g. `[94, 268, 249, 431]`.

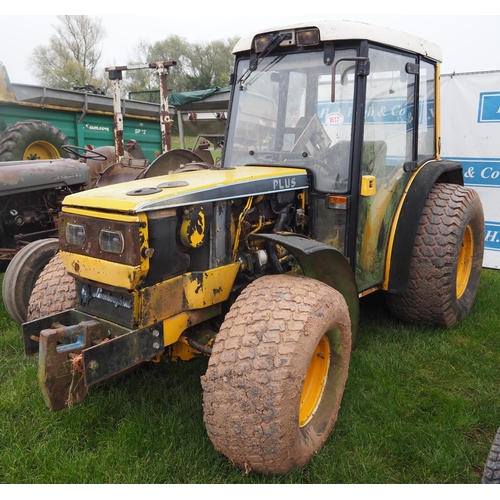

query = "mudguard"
[252, 233, 359, 344]
[387, 160, 464, 294]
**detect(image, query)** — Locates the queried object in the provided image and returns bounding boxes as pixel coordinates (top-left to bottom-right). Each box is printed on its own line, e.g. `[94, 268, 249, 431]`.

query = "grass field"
[170, 135, 222, 161]
[1, 269, 499, 484]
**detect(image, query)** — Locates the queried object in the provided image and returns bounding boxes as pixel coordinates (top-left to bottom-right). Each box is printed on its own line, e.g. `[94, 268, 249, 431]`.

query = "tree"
[183, 38, 238, 90]
[30, 16, 107, 90]
[123, 36, 186, 100]
[124, 35, 239, 97]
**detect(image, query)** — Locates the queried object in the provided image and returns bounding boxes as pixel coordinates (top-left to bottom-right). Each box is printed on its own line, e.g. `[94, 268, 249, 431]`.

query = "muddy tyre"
[483, 426, 500, 483]
[201, 274, 352, 475]
[27, 253, 77, 321]
[386, 184, 484, 326]
[0, 120, 70, 161]
[2, 238, 59, 324]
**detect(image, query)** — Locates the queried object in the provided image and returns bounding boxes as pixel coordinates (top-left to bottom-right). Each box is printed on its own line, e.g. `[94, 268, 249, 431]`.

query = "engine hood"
[62, 165, 309, 213]
[0, 158, 90, 196]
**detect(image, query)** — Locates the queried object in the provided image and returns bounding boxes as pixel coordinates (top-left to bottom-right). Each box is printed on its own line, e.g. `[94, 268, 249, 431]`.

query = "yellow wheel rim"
[456, 225, 474, 299]
[299, 334, 330, 427]
[23, 141, 60, 160]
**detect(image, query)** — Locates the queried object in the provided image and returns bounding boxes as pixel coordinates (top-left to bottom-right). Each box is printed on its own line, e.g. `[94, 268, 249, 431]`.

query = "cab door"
[355, 47, 419, 292]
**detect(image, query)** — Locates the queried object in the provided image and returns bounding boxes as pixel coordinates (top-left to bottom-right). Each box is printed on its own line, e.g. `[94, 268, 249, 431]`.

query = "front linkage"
[24, 310, 164, 410]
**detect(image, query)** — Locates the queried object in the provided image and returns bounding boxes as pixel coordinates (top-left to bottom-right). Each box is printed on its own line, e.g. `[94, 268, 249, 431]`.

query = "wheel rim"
[24, 141, 60, 160]
[456, 224, 474, 299]
[299, 334, 330, 427]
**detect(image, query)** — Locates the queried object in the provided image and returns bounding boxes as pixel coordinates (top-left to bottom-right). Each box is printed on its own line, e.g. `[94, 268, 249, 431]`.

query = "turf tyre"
[0, 120, 70, 161]
[2, 238, 59, 324]
[201, 274, 352, 475]
[483, 426, 500, 483]
[386, 183, 484, 326]
[27, 252, 77, 321]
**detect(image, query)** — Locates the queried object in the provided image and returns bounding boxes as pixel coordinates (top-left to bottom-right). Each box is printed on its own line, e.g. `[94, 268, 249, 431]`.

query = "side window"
[363, 48, 416, 170]
[418, 60, 436, 161]
[315, 49, 357, 192]
[283, 71, 307, 151]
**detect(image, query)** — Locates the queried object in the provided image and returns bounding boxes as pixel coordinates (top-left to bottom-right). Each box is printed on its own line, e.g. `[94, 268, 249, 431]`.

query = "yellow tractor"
[22, 20, 484, 475]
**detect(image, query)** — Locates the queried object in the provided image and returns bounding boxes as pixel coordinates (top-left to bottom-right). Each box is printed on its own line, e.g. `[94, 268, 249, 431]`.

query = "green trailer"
[0, 62, 164, 162]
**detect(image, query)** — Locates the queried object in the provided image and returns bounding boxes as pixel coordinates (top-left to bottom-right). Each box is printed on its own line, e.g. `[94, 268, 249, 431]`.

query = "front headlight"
[66, 224, 86, 246]
[99, 230, 124, 254]
[60, 212, 146, 266]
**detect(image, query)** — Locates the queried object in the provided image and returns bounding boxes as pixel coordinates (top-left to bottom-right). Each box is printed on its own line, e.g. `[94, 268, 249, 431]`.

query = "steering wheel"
[62, 145, 108, 161]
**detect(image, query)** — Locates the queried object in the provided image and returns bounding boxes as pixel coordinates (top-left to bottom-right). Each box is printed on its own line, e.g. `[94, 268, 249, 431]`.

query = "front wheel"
[386, 184, 484, 326]
[2, 238, 59, 324]
[27, 253, 77, 321]
[201, 274, 352, 475]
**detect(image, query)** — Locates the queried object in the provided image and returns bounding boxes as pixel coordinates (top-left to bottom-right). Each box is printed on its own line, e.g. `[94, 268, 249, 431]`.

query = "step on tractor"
[21, 21, 484, 475]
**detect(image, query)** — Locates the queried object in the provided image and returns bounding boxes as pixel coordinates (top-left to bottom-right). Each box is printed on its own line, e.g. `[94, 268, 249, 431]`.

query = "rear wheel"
[201, 274, 352, 474]
[27, 253, 77, 321]
[387, 184, 484, 326]
[0, 120, 70, 161]
[483, 426, 500, 483]
[2, 238, 59, 324]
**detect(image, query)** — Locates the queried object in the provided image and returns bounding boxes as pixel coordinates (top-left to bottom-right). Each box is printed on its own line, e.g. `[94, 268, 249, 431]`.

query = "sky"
[1, 2, 500, 86]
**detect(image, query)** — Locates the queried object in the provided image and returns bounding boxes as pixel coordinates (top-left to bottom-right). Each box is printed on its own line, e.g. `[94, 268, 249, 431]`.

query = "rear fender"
[387, 160, 464, 293]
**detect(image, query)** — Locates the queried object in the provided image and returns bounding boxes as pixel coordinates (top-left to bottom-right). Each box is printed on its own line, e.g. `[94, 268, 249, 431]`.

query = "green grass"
[171, 135, 197, 151]
[171, 135, 222, 161]
[1, 270, 500, 483]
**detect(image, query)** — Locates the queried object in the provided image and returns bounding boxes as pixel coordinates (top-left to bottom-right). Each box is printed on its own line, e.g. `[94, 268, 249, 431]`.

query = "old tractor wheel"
[483, 426, 500, 483]
[0, 120, 70, 161]
[201, 274, 352, 475]
[27, 252, 77, 321]
[2, 238, 59, 324]
[387, 183, 484, 326]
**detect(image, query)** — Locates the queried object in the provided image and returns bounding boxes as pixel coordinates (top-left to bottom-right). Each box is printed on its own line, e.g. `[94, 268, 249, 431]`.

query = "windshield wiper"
[238, 33, 288, 90]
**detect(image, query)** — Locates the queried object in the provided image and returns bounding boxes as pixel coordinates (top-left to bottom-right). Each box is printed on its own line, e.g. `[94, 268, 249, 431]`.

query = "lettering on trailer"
[477, 92, 500, 123]
[85, 124, 111, 132]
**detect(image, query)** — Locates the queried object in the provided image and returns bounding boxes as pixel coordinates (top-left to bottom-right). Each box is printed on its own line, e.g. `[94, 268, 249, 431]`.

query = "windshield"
[223, 49, 357, 193]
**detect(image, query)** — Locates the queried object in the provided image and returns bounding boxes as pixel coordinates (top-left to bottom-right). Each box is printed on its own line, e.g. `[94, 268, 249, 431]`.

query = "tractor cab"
[223, 21, 441, 293]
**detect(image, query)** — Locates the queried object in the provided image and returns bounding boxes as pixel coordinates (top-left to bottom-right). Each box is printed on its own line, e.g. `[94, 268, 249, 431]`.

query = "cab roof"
[233, 20, 442, 62]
